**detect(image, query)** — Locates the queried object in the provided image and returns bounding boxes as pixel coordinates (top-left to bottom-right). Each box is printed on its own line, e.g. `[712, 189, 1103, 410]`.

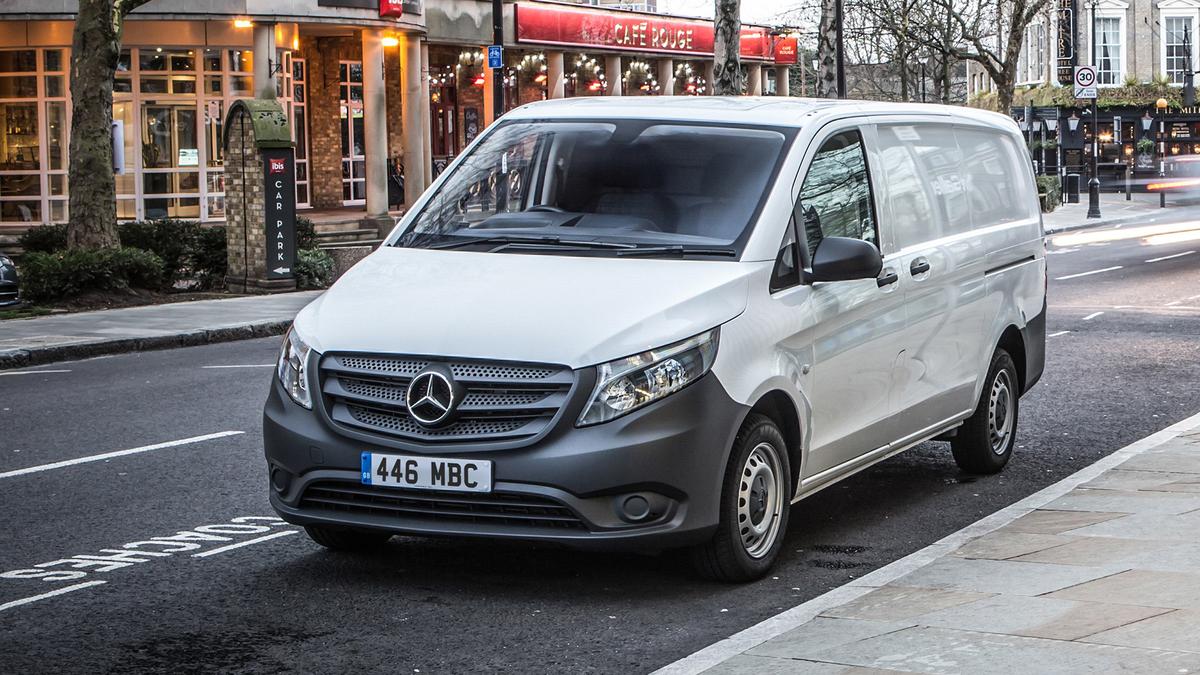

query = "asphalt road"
[2, 209, 1200, 674]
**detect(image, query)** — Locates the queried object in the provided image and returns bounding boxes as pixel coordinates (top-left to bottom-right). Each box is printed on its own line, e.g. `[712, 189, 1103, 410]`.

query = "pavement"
[1042, 191, 1195, 234]
[0, 291, 321, 369]
[659, 412, 1200, 674]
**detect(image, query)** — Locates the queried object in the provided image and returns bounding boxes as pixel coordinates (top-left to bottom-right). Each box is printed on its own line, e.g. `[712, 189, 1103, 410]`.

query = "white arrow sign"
[273, 267, 291, 275]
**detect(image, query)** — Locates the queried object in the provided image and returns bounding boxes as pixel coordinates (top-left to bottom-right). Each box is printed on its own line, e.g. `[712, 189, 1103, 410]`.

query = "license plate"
[361, 452, 492, 493]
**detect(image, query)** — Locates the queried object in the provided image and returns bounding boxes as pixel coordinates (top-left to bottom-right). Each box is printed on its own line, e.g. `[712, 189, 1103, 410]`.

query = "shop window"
[0, 50, 35, 73]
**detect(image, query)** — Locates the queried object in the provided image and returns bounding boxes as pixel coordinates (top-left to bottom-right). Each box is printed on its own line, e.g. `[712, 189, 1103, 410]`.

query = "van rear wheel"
[304, 525, 392, 551]
[952, 349, 1019, 475]
[691, 414, 792, 582]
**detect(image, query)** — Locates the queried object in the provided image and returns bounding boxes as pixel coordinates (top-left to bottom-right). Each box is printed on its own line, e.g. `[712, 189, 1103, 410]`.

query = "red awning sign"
[514, 3, 773, 61]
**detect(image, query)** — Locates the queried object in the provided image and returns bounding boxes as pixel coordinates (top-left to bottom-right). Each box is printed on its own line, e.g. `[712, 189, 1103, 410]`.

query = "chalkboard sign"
[464, 107, 480, 144]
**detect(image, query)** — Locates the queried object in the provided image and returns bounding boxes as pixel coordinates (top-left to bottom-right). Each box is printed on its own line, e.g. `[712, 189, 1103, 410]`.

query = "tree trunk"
[67, 0, 122, 249]
[817, 0, 838, 98]
[712, 0, 742, 95]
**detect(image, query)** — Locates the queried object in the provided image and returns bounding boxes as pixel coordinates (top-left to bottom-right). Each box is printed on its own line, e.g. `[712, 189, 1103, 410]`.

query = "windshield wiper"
[615, 245, 738, 258]
[425, 235, 636, 252]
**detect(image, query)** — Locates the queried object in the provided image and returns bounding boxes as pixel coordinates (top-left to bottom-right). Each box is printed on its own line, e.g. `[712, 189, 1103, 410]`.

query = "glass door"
[140, 100, 200, 219]
[292, 57, 310, 208]
[339, 61, 364, 205]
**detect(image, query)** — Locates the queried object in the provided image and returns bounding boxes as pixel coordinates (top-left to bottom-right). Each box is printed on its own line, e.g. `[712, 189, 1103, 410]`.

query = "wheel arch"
[997, 324, 1027, 393]
[747, 390, 804, 490]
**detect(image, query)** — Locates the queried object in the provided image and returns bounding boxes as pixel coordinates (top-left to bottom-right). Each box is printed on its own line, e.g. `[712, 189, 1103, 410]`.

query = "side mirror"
[807, 236, 883, 283]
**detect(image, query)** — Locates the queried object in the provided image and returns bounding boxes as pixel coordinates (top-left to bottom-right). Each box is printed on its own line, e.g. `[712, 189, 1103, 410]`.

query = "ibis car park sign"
[514, 2, 773, 60]
[263, 149, 297, 280]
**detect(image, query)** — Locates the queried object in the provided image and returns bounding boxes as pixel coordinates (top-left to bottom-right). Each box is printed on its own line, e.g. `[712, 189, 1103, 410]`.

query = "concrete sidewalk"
[1042, 191, 1188, 234]
[659, 411, 1200, 675]
[0, 291, 321, 369]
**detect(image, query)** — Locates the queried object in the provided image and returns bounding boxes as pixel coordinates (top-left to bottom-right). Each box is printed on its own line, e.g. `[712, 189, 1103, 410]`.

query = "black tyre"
[692, 414, 792, 582]
[304, 524, 392, 551]
[952, 349, 1020, 474]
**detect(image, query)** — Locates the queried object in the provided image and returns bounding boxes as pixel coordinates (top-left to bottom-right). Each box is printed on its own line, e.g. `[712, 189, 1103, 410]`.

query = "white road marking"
[1145, 250, 1196, 263]
[1167, 301, 1183, 307]
[0, 580, 107, 613]
[0, 431, 244, 480]
[0, 369, 71, 377]
[654, 410, 1200, 675]
[201, 364, 275, 369]
[1055, 266, 1122, 280]
[1082, 311, 1104, 321]
[1048, 330, 1071, 337]
[191, 530, 299, 558]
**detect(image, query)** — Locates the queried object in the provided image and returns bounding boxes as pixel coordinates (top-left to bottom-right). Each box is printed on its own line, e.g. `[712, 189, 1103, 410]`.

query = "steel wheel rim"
[988, 369, 1015, 455]
[737, 442, 785, 559]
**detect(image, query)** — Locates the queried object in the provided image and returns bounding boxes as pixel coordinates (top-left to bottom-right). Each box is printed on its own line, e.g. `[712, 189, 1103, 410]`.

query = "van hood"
[294, 246, 754, 368]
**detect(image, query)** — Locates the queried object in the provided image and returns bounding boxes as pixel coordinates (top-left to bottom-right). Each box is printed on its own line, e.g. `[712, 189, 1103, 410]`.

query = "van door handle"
[910, 258, 931, 276]
[877, 269, 899, 287]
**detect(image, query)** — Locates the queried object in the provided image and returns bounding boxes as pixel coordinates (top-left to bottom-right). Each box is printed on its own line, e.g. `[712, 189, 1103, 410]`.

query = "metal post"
[1159, 114, 1167, 208]
[835, 0, 846, 97]
[1086, 0, 1102, 218]
[920, 63, 926, 102]
[491, 0, 504, 122]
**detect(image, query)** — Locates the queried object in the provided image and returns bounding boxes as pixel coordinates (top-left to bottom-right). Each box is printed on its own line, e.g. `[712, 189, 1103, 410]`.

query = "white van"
[266, 98, 1046, 581]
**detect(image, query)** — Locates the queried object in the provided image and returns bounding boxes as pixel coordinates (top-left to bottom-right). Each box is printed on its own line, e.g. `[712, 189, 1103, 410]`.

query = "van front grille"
[320, 353, 575, 444]
[299, 481, 588, 531]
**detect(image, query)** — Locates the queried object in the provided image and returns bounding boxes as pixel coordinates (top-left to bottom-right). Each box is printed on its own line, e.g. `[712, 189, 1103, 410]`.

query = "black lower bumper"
[263, 372, 747, 551]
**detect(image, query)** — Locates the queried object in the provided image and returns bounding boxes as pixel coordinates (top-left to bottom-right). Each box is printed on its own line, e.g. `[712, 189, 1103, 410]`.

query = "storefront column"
[253, 23, 277, 99]
[747, 63, 763, 95]
[762, 67, 772, 96]
[775, 66, 790, 96]
[362, 28, 389, 220]
[657, 58, 674, 96]
[703, 61, 715, 95]
[402, 33, 425, 207]
[420, 42, 433, 187]
[605, 54, 622, 96]
[547, 51, 565, 99]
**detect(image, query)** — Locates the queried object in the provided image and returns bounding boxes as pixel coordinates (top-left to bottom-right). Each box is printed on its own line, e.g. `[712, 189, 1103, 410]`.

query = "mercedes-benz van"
[265, 97, 1046, 581]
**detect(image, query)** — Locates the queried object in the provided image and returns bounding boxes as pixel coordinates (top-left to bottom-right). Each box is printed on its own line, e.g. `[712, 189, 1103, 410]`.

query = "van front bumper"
[263, 372, 747, 551]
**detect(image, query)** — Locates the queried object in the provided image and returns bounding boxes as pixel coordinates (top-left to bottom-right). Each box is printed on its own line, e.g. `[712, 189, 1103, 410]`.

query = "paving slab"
[1117, 449, 1200, 474]
[703, 654, 903, 675]
[1082, 609, 1200, 654]
[1046, 569, 1200, 610]
[747, 618, 914, 660]
[890, 557, 1128, 596]
[949, 531, 1076, 561]
[805, 625, 1200, 675]
[999, 509, 1127, 535]
[820, 586, 993, 623]
[911, 593, 1171, 641]
[1060, 510, 1200, 542]
[1039, 487, 1200, 515]
[1080, 469, 1200, 492]
[1010, 537, 1188, 569]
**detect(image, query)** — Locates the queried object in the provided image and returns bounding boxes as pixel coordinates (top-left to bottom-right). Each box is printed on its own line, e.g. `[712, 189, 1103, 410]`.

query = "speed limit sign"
[1074, 66, 1097, 98]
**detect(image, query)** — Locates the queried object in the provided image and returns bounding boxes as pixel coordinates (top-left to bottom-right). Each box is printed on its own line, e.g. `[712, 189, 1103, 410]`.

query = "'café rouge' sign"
[514, 2, 772, 60]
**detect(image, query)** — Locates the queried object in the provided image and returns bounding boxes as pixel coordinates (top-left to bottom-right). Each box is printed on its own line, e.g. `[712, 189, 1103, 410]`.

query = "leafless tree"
[713, 0, 743, 94]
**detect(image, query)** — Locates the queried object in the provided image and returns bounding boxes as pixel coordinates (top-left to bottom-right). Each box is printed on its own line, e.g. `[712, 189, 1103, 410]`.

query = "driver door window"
[798, 130, 877, 260]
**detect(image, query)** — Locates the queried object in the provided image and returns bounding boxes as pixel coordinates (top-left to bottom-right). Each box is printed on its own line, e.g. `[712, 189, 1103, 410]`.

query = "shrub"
[1036, 175, 1062, 213]
[118, 218, 202, 288]
[19, 247, 164, 302]
[18, 224, 67, 254]
[294, 248, 333, 289]
[1136, 138, 1156, 154]
[295, 216, 319, 250]
[192, 225, 228, 289]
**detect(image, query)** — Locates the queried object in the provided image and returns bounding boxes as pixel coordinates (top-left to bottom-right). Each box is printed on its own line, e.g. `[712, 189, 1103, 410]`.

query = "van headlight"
[578, 328, 719, 426]
[276, 327, 314, 409]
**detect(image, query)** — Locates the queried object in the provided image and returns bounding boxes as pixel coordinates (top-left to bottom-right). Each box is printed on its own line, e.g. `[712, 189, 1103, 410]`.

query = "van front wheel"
[691, 414, 792, 582]
[952, 349, 1019, 474]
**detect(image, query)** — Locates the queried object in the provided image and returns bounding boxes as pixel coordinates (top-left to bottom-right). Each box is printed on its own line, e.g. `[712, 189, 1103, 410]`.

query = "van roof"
[504, 96, 1015, 129]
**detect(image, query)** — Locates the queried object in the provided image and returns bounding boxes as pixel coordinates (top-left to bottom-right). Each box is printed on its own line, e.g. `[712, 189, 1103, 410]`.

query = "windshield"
[395, 120, 791, 256]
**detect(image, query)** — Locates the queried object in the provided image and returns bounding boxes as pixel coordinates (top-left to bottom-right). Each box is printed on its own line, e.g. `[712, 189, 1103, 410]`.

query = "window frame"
[1093, 13, 1124, 86]
[1162, 12, 1198, 87]
[792, 124, 883, 272]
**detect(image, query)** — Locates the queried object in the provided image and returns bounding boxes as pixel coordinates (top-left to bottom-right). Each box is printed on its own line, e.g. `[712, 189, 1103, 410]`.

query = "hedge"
[19, 248, 165, 302]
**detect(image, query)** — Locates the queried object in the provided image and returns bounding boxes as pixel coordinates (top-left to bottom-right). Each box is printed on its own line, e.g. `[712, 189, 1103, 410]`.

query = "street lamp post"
[1086, 0, 1102, 218]
[1157, 97, 1169, 208]
[1068, 112, 1080, 203]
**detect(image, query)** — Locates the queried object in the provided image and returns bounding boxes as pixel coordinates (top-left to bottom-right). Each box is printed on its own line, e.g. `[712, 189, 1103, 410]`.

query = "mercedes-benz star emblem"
[406, 370, 458, 427]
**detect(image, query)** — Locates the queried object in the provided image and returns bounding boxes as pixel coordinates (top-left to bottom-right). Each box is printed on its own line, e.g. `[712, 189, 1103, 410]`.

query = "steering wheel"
[527, 205, 568, 213]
